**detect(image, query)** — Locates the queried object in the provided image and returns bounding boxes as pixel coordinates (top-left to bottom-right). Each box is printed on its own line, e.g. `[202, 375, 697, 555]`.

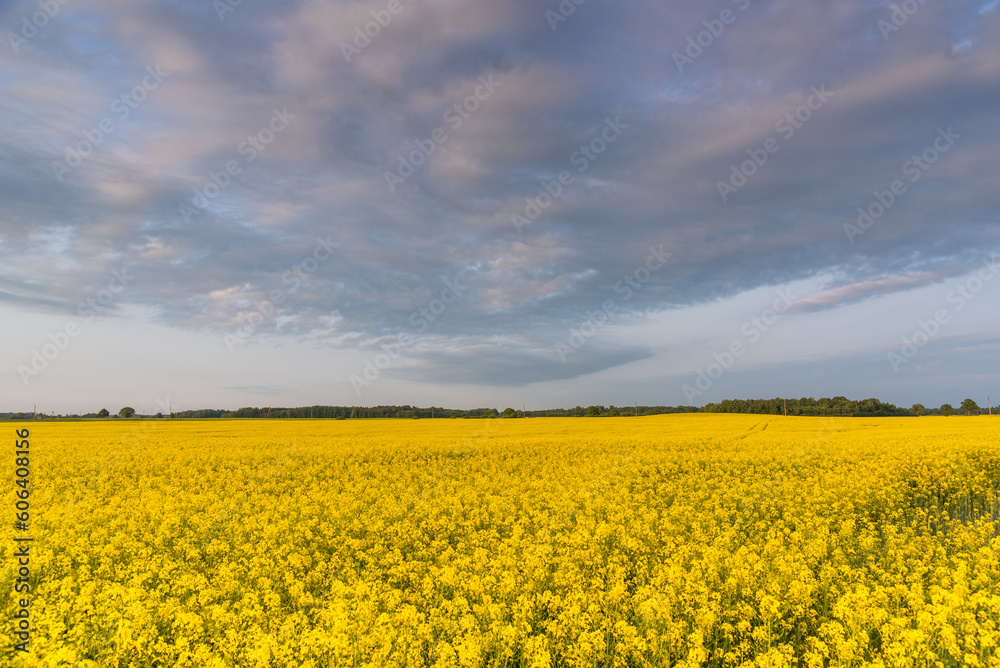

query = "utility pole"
[522, 403, 526, 418]
[634, 402, 638, 417]
[784, 398, 787, 417]
[33, 405, 36, 421]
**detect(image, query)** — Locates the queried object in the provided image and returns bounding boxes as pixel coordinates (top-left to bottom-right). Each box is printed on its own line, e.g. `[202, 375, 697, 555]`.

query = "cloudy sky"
[2, 0, 998, 414]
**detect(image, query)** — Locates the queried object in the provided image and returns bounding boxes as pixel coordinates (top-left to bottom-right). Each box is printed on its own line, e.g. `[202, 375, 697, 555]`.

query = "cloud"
[393, 343, 655, 387]
[788, 272, 947, 312]
[2, 0, 999, 393]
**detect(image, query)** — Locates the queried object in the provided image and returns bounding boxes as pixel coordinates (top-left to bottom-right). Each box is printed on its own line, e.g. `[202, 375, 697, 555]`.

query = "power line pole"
[784, 398, 787, 417]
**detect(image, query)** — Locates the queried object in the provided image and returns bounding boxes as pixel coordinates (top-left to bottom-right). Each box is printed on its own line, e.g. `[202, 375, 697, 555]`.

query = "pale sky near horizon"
[2, 0, 998, 415]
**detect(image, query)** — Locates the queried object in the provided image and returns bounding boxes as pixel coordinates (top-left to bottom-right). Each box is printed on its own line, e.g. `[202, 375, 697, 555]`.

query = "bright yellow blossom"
[1, 414, 998, 666]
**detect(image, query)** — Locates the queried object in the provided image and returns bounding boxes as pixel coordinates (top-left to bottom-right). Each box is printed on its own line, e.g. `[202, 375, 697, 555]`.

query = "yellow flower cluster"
[2, 414, 999, 667]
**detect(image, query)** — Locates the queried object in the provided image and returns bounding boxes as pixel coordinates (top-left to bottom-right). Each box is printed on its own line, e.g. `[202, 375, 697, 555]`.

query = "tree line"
[700, 397, 989, 417]
[2, 397, 990, 420]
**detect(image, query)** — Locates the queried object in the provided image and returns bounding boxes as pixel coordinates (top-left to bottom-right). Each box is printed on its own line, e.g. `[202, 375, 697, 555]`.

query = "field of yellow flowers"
[2, 414, 999, 667]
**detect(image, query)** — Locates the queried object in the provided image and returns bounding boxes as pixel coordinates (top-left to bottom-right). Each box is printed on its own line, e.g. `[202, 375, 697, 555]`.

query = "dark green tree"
[586, 405, 601, 417]
[118, 407, 136, 418]
[940, 403, 955, 416]
[501, 408, 518, 418]
[97, 408, 110, 418]
[961, 399, 980, 416]
[911, 404, 926, 416]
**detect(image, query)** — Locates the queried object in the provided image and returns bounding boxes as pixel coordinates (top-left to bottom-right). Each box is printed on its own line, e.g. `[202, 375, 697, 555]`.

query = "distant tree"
[911, 404, 926, 416]
[940, 403, 955, 417]
[502, 408, 518, 418]
[482, 410, 496, 418]
[586, 405, 601, 417]
[961, 399, 980, 416]
[97, 408, 110, 418]
[155, 412, 163, 418]
[118, 407, 135, 418]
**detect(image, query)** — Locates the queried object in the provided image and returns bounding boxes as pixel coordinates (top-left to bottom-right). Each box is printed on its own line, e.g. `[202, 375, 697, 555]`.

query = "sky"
[1, 0, 998, 415]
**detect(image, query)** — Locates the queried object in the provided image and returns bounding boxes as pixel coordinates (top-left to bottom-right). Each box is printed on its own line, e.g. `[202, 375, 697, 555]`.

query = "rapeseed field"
[2, 414, 999, 667]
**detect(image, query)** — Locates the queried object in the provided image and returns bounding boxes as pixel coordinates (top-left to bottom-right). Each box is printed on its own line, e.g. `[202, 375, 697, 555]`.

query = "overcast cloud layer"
[2, 0, 998, 413]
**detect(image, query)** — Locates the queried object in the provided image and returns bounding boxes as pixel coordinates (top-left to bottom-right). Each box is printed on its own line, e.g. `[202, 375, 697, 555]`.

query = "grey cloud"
[393, 345, 655, 387]
[2, 0, 999, 388]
